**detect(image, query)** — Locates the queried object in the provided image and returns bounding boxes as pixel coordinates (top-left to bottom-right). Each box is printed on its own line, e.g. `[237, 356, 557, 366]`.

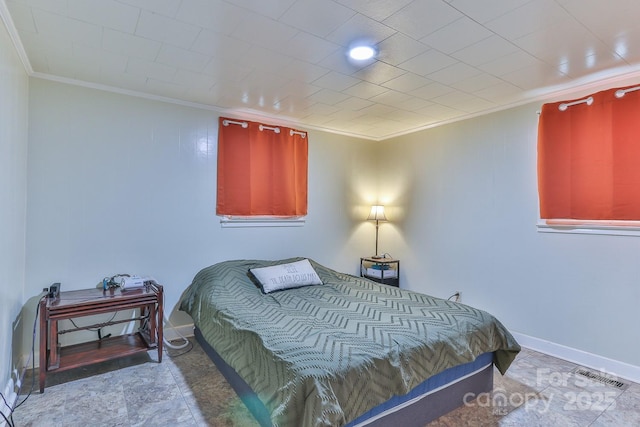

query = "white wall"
[0, 17, 28, 392]
[378, 103, 640, 368]
[24, 79, 377, 352]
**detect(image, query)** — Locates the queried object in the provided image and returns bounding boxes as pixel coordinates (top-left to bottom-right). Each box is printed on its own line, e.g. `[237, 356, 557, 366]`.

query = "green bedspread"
[179, 258, 520, 427]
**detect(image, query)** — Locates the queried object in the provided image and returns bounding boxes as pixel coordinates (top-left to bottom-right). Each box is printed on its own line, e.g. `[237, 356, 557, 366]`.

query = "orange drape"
[538, 85, 640, 220]
[216, 117, 308, 216]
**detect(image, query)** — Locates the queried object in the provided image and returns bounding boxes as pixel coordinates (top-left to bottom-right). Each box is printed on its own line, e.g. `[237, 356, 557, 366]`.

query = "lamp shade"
[367, 205, 387, 221]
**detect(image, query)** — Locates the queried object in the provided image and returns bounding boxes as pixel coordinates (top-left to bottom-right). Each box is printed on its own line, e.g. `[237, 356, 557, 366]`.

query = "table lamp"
[367, 205, 387, 258]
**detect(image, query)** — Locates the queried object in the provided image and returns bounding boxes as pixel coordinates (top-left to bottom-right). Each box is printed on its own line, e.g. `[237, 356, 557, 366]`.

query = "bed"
[179, 258, 520, 427]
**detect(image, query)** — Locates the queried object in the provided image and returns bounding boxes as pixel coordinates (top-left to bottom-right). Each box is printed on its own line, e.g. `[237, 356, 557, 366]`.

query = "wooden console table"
[39, 283, 163, 392]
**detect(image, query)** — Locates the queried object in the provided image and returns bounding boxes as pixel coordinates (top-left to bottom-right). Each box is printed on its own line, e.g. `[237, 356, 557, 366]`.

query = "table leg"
[157, 287, 163, 363]
[38, 298, 47, 393]
[48, 319, 59, 369]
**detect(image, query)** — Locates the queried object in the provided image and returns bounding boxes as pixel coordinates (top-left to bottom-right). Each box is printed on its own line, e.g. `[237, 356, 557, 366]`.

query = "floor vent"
[573, 367, 629, 390]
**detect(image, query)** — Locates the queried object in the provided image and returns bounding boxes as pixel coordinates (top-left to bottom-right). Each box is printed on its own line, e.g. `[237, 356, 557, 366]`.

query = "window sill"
[537, 219, 640, 237]
[220, 216, 305, 228]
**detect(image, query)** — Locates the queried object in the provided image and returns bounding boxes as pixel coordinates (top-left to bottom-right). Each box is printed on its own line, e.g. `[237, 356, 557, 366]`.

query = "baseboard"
[512, 331, 640, 384]
[1, 359, 23, 427]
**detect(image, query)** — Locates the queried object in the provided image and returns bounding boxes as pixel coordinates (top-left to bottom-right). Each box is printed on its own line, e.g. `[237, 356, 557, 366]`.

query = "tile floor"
[10, 339, 640, 426]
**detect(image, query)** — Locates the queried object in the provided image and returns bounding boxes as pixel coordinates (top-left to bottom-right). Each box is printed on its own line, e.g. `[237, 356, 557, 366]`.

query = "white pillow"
[250, 259, 323, 294]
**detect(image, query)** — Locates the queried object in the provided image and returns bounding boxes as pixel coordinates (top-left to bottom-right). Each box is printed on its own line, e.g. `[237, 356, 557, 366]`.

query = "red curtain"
[216, 117, 308, 216]
[538, 85, 640, 220]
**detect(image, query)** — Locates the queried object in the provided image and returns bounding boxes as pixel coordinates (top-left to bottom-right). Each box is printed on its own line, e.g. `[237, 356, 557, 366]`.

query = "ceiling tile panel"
[201, 58, 253, 83]
[126, 57, 177, 82]
[513, 20, 614, 70]
[397, 96, 437, 112]
[173, 69, 215, 90]
[446, 0, 531, 24]
[451, 72, 503, 93]
[420, 16, 494, 54]
[559, 52, 628, 80]
[98, 70, 149, 91]
[175, 0, 244, 35]
[67, 0, 139, 33]
[500, 62, 570, 91]
[426, 62, 481, 86]
[326, 13, 396, 47]
[343, 81, 389, 99]
[606, 26, 640, 63]
[484, 0, 568, 41]
[352, 61, 407, 85]
[4, 1, 36, 33]
[335, 0, 413, 21]
[317, 49, 372, 75]
[451, 35, 519, 67]
[368, 90, 414, 107]
[334, 96, 375, 111]
[48, 54, 98, 80]
[7, 0, 67, 15]
[358, 102, 397, 117]
[155, 45, 211, 73]
[190, 31, 252, 59]
[73, 44, 128, 74]
[381, 72, 432, 93]
[560, 0, 640, 41]
[278, 0, 355, 38]
[223, 0, 298, 20]
[278, 80, 323, 99]
[383, 0, 463, 39]
[31, 8, 102, 48]
[145, 78, 187, 99]
[473, 81, 522, 104]
[135, 10, 201, 49]
[307, 88, 352, 105]
[376, 32, 430, 66]
[398, 49, 458, 76]
[230, 11, 298, 50]
[102, 28, 162, 61]
[312, 71, 360, 92]
[412, 82, 456, 100]
[15, 34, 50, 71]
[431, 91, 492, 112]
[276, 58, 330, 84]
[416, 103, 462, 121]
[233, 46, 293, 75]
[117, 0, 181, 18]
[274, 31, 340, 64]
[477, 50, 545, 77]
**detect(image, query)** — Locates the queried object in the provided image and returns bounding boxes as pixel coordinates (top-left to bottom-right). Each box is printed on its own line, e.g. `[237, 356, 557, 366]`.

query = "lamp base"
[371, 255, 383, 259]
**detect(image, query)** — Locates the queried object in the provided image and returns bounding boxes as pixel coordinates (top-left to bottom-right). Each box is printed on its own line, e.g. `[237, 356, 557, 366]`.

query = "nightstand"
[360, 257, 400, 287]
[39, 284, 163, 392]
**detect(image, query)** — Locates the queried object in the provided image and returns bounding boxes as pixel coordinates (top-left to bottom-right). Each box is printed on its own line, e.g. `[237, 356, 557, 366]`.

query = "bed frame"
[194, 327, 493, 426]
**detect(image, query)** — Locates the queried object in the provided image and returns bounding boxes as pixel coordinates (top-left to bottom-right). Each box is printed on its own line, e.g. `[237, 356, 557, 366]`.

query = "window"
[537, 84, 640, 234]
[216, 117, 308, 224]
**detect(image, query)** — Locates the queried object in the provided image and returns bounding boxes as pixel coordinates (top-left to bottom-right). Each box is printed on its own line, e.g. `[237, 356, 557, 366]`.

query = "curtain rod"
[259, 124, 280, 133]
[559, 96, 593, 111]
[223, 118, 307, 137]
[222, 119, 248, 128]
[615, 85, 640, 98]
[556, 84, 640, 111]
